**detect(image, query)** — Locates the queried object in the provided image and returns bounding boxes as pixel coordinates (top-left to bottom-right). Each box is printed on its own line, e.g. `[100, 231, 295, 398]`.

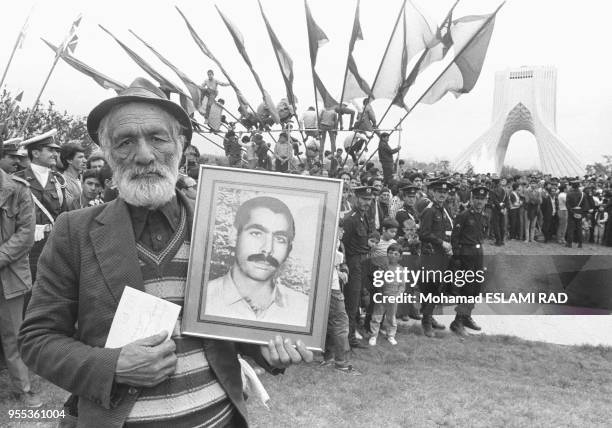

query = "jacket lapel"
[0, 171, 13, 208]
[90, 198, 144, 303]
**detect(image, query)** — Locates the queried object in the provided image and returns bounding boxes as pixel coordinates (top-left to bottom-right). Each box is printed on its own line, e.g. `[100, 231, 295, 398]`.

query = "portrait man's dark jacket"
[18, 192, 274, 428]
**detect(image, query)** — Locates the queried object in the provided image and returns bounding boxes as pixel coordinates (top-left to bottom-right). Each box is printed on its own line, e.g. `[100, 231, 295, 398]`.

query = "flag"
[176, 6, 254, 119]
[341, 0, 372, 102]
[60, 15, 82, 56]
[16, 13, 30, 49]
[259, 1, 296, 107]
[99, 25, 184, 95]
[216, 6, 279, 123]
[129, 30, 202, 109]
[304, 0, 328, 66]
[314, 70, 338, 109]
[371, 0, 436, 100]
[421, 13, 497, 104]
[342, 55, 372, 101]
[42, 38, 126, 92]
[392, 47, 430, 109]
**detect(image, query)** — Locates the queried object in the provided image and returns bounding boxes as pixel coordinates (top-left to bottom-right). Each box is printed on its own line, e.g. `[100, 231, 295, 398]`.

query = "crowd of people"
[1, 75, 611, 426]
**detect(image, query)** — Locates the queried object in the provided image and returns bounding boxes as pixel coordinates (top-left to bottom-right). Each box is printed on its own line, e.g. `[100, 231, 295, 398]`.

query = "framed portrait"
[182, 166, 343, 351]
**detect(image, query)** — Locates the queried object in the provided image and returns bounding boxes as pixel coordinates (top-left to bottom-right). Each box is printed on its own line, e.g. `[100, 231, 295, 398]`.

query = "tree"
[585, 155, 612, 176]
[0, 89, 98, 155]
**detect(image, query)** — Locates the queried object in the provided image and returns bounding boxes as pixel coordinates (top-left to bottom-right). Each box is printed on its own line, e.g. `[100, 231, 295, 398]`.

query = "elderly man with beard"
[19, 78, 312, 428]
[204, 196, 309, 325]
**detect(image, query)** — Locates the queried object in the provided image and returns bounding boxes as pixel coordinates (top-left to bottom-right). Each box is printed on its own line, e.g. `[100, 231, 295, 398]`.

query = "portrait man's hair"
[234, 196, 296, 246]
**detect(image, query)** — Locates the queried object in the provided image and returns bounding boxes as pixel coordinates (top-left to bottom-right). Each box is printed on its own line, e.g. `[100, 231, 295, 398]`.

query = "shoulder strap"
[31, 193, 55, 224]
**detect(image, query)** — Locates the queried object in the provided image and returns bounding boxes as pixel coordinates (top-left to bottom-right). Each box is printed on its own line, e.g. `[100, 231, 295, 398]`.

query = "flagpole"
[19, 54, 61, 135]
[304, 0, 321, 144]
[0, 8, 32, 89]
[20, 14, 81, 136]
[359, 1, 505, 170]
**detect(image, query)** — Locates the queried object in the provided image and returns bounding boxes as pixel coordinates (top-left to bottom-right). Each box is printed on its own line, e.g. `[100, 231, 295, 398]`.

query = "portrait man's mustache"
[246, 252, 280, 269]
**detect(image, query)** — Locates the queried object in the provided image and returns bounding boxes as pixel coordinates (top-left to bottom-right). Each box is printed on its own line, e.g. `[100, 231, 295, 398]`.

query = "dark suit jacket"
[19, 192, 274, 428]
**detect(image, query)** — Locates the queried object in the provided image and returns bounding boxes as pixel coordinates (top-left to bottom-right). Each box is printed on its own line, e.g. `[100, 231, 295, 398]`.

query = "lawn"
[2, 321, 611, 428]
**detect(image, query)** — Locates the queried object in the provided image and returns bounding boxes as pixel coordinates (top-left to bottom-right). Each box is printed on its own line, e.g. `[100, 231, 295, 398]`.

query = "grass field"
[2, 321, 612, 428]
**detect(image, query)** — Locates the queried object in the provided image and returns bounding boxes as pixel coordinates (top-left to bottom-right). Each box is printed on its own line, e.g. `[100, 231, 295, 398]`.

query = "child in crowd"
[321, 220, 360, 375]
[582, 216, 591, 243]
[369, 244, 405, 346]
[594, 205, 608, 244]
[396, 218, 422, 321]
[371, 218, 399, 258]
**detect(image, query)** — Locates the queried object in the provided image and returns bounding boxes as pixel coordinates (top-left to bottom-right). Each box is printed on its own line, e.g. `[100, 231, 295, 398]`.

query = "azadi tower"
[453, 66, 584, 177]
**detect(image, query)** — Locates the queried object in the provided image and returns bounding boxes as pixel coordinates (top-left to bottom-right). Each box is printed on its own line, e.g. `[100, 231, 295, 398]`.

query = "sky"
[2, 0, 611, 169]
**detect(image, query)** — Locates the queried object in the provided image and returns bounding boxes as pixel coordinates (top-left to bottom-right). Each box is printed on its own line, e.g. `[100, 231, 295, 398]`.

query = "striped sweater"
[124, 204, 235, 427]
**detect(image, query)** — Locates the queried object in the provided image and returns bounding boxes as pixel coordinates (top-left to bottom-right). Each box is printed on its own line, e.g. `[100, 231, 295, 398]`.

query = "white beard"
[113, 158, 179, 208]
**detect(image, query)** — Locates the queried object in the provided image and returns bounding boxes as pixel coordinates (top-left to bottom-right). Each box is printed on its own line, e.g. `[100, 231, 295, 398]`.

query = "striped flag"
[42, 38, 126, 93]
[258, 1, 296, 107]
[216, 6, 280, 123]
[59, 15, 82, 56]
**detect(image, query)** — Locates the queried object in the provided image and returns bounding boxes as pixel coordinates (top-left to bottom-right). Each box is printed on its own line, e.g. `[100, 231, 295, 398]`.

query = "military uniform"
[341, 186, 374, 346]
[14, 130, 68, 280]
[395, 185, 420, 237]
[489, 179, 507, 245]
[418, 180, 454, 336]
[450, 186, 489, 335]
[565, 182, 587, 248]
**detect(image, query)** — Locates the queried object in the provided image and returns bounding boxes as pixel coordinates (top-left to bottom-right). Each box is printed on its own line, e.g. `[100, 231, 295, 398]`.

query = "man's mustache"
[247, 253, 280, 268]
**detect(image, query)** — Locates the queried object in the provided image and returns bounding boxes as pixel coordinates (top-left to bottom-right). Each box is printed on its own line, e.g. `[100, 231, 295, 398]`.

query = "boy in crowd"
[369, 244, 405, 346]
[320, 220, 360, 375]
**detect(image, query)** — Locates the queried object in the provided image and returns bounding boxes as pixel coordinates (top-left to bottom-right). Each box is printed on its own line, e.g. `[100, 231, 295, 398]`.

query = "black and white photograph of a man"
[202, 190, 318, 327]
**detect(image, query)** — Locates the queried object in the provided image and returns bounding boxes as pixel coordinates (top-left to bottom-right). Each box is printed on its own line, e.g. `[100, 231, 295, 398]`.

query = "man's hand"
[260, 336, 313, 369]
[115, 331, 177, 387]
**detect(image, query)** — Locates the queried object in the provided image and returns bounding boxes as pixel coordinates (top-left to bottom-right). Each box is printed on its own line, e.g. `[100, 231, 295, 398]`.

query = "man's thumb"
[134, 331, 168, 347]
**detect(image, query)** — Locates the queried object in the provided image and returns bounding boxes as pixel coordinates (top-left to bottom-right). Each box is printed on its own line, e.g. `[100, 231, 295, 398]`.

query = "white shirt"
[558, 192, 567, 211]
[30, 163, 50, 188]
[204, 271, 309, 326]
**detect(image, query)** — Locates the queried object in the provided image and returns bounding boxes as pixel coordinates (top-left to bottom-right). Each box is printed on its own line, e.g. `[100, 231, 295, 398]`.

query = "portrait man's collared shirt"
[204, 271, 309, 326]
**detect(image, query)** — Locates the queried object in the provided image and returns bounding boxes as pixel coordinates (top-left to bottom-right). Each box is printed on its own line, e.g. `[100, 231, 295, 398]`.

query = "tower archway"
[453, 66, 584, 177]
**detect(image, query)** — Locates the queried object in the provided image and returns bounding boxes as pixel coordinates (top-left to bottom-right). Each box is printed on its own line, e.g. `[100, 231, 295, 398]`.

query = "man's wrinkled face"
[33, 146, 59, 168]
[82, 177, 101, 200]
[102, 103, 183, 207]
[235, 207, 292, 282]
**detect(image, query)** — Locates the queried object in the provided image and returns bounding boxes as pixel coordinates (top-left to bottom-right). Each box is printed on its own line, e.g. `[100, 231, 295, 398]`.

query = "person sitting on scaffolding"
[201, 69, 229, 120]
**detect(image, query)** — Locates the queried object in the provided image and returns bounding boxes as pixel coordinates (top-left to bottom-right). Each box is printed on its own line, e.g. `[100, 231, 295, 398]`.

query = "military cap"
[400, 185, 419, 196]
[87, 77, 193, 145]
[429, 179, 453, 192]
[20, 129, 61, 150]
[570, 180, 581, 187]
[353, 186, 376, 198]
[471, 186, 489, 199]
[1, 137, 24, 155]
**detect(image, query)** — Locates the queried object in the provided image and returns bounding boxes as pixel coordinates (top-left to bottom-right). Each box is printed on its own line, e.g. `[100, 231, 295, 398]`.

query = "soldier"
[395, 184, 419, 237]
[450, 186, 489, 336]
[418, 180, 453, 337]
[342, 186, 375, 348]
[0, 138, 26, 174]
[489, 177, 508, 246]
[565, 180, 587, 248]
[15, 129, 68, 281]
[0, 141, 42, 407]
